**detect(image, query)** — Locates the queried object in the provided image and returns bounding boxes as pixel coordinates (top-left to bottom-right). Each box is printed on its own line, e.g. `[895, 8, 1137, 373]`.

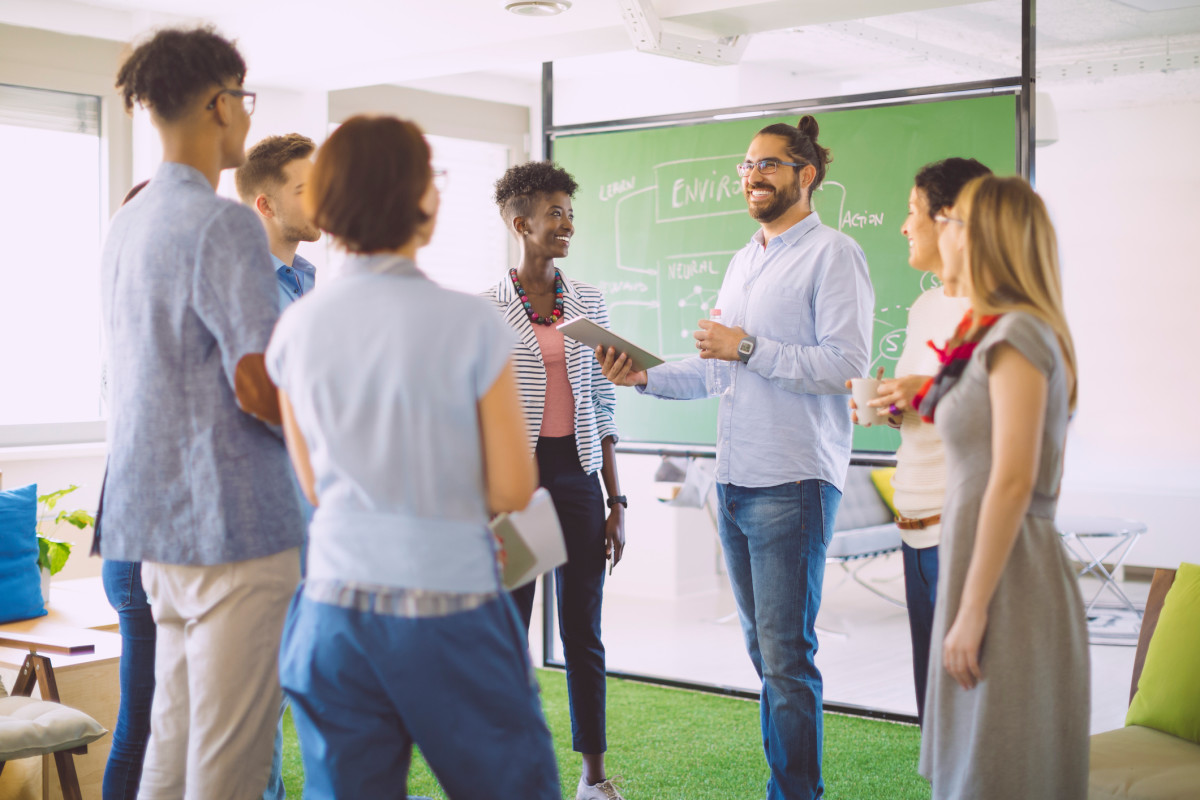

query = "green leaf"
[37, 537, 72, 576]
[55, 509, 95, 530]
[37, 485, 80, 513]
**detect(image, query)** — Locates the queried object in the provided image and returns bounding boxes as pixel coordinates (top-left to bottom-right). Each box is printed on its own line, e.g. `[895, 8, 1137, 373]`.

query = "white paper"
[489, 487, 566, 589]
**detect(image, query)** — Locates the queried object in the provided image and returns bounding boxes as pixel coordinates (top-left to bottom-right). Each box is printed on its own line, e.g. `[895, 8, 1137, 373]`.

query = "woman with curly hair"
[485, 161, 628, 800]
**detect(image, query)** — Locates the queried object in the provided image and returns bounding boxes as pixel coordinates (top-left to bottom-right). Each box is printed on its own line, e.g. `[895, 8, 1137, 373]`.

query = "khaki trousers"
[138, 548, 300, 800]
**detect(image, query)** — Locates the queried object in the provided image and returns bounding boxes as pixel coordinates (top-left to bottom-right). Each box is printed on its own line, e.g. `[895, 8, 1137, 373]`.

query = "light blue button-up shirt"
[641, 212, 874, 491]
[266, 254, 516, 593]
[273, 252, 316, 311]
[98, 162, 305, 565]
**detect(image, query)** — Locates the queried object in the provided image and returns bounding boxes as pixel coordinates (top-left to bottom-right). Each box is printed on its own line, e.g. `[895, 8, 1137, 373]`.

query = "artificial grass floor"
[281, 669, 931, 799]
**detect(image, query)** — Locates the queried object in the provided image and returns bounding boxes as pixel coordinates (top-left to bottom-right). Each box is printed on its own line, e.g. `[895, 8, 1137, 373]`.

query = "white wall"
[0, 447, 106, 581]
[1038, 94, 1200, 569]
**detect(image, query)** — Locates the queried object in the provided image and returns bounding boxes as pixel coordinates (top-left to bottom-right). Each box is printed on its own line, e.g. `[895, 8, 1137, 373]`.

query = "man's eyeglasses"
[736, 158, 807, 177]
[206, 88, 256, 116]
[432, 168, 448, 191]
[934, 214, 964, 227]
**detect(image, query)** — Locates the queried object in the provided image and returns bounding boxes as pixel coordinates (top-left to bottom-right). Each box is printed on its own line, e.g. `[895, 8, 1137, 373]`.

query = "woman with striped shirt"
[484, 161, 628, 800]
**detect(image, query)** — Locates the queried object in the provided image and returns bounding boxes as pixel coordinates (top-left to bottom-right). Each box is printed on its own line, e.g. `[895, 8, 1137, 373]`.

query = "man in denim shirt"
[235, 133, 321, 312]
[236, 132, 320, 800]
[599, 117, 873, 800]
[99, 27, 303, 799]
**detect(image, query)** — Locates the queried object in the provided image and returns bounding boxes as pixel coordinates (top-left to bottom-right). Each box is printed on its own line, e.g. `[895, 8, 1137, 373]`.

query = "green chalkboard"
[552, 94, 1016, 450]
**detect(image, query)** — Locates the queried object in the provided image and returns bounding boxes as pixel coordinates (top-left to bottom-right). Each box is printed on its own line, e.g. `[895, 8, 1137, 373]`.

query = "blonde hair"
[957, 175, 1078, 411]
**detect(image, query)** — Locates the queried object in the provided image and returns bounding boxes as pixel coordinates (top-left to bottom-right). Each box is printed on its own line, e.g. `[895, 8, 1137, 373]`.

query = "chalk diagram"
[608, 153, 745, 358]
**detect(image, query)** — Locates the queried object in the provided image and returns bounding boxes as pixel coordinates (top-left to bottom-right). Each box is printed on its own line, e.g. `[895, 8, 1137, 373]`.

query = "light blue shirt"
[273, 252, 316, 311]
[641, 212, 874, 491]
[98, 162, 305, 565]
[265, 253, 516, 593]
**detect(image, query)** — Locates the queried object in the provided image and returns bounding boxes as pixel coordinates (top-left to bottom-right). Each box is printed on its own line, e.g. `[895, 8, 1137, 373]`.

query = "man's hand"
[694, 319, 746, 361]
[595, 346, 647, 387]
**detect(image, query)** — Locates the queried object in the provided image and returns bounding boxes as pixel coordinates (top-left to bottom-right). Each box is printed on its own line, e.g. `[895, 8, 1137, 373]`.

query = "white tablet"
[557, 317, 665, 373]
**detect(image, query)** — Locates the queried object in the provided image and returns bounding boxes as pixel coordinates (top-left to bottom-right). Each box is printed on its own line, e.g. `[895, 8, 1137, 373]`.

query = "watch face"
[739, 339, 753, 354]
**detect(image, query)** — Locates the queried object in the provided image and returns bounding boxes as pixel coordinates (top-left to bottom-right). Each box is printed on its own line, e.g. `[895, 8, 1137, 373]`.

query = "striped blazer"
[483, 273, 619, 475]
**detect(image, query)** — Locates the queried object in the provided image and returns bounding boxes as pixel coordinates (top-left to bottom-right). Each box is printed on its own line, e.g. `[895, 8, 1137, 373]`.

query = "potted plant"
[37, 485, 94, 605]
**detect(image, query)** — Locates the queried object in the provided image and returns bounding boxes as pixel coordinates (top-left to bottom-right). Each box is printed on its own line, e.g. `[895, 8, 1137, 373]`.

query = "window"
[421, 134, 511, 295]
[0, 84, 103, 428]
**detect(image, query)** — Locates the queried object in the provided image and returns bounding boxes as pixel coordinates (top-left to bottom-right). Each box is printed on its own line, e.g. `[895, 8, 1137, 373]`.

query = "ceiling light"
[505, 1, 572, 16]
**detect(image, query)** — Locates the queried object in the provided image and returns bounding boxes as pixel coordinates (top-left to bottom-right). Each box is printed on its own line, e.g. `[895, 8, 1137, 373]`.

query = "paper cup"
[850, 377, 884, 426]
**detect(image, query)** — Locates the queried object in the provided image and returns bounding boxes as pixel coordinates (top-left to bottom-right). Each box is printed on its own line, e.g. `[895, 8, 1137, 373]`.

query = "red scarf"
[913, 311, 1001, 424]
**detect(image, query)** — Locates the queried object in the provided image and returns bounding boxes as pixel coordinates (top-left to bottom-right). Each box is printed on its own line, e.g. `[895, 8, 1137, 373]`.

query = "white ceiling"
[2, 0, 1199, 110]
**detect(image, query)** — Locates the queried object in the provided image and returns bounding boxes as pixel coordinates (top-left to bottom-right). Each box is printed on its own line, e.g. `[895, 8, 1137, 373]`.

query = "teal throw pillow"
[0, 483, 48, 624]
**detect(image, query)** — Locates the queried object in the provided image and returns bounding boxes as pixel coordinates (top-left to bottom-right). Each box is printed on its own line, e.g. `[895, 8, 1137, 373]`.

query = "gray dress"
[919, 312, 1090, 800]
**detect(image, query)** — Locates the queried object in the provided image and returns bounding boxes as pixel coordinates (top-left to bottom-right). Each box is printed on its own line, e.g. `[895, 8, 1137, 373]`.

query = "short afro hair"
[493, 161, 578, 228]
[116, 26, 246, 122]
[235, 133, 316, 203]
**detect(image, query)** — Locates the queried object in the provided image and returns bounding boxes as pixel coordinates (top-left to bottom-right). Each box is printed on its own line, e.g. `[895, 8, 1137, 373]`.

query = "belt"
[895, 513, 941, 530]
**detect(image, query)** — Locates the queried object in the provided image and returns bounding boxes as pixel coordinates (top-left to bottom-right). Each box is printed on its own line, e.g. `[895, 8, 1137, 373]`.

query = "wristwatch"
[606, 495, 628, 509]
[737, 335, 757, 364]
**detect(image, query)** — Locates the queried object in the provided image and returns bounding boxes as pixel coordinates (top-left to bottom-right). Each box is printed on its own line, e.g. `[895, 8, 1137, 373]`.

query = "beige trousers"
[138, 548, 300, 800]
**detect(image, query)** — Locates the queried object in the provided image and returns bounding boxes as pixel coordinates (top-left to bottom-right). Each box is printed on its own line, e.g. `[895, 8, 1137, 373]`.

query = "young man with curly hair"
[98, 26, 304, 799]
[485, 161, 628, 800]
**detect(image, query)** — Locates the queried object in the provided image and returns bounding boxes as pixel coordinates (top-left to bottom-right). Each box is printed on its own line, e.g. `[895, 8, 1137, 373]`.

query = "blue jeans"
[280, 591, 560, 799]
[101, 560, 156, 800]
[901, 543, 938, 728]
[717, 480, 841, 800]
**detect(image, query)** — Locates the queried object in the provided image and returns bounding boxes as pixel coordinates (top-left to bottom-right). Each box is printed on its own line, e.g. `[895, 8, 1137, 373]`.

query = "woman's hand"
[943, 605, 988, 690]
[869, 374, 930, 417]
[605, 504, 626, 569]
[595, 346, 647, 387]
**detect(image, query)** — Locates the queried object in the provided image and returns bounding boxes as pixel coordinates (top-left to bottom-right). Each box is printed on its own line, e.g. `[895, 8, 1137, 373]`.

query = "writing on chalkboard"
[666, 258, 721, 280]
[842, 211, 886, 228]
[599, 177, 637, 202]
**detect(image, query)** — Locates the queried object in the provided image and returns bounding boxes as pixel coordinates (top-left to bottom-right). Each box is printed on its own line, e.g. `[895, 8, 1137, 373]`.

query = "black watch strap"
[606, 495, 628, 509]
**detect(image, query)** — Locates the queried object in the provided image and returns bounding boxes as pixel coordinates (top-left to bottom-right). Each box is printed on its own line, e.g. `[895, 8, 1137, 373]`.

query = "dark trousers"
[902, 542, 939, 728]
[101, 559, 156, 800]
[511, 435, 608, 754]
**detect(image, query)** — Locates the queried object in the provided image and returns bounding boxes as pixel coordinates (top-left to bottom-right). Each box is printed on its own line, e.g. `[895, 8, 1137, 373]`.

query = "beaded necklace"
[509, 267, 564, 326]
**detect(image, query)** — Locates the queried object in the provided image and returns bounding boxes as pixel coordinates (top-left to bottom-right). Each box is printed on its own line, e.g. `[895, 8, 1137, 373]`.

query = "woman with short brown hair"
[266, 115, 560, 799]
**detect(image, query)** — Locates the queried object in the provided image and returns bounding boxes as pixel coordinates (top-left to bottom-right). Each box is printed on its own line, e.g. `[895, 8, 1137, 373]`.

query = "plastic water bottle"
[706, 308, 732, 397]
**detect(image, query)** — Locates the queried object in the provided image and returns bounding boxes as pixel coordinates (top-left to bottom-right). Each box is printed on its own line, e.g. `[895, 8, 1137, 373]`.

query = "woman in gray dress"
[916, 175, 1089, 800]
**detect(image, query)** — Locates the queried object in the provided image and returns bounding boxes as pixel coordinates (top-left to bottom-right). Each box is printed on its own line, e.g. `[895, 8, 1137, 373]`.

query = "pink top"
[532, 323, 575, 437]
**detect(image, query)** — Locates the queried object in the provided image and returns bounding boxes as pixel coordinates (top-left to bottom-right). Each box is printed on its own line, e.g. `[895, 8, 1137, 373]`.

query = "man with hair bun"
[99, 26, 303, 799]
[600, 116, 874, 800]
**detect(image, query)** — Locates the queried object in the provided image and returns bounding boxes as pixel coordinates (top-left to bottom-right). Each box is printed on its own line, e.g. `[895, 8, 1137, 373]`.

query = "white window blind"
[0, 84, 104, 430]
[0, 83, 100, 136]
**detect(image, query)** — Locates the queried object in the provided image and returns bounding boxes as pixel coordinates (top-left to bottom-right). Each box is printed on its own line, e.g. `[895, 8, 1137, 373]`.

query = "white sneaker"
[576, 774, 627, 800]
